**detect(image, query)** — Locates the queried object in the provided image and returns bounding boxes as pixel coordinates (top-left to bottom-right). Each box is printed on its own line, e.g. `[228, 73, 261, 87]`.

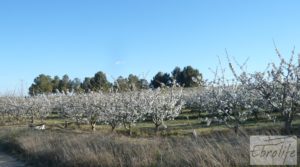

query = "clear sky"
[0, 0, 300, 94]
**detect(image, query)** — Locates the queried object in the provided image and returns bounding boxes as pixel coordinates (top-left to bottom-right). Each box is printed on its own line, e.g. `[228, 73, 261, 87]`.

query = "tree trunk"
[91, 122, 96, 131]
[254, 111, 259, 121]
[111, 126, 116, 132]
[64, 120, 68, 128]
[128, 123, 132, 136]
[31, 115, 34, 124]
[155, 124, 160, 134]
[123, 122, 128, 129]
[234, 124, 239, 135]
[284, 119, 292, 135]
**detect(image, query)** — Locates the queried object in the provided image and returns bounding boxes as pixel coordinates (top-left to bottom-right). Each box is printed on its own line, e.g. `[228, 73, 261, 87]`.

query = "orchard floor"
[41, 109, 300, 137]
[0, 110, 299, 167]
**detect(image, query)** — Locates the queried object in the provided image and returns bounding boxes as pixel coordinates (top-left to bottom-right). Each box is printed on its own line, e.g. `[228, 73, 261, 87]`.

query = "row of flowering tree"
[0, 94, 51, 125]
[0, 86, 184, 134]
[183, 48, 300, 134]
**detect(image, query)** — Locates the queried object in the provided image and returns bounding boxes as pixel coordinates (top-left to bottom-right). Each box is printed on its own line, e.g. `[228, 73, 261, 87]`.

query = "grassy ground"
[1, 125, 300, 167]
[0, 109, 299, 166]
[2, 126, 298, 167]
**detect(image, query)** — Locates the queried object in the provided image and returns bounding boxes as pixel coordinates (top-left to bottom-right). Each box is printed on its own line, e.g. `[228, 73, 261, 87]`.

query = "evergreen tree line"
[29, 65, 203, 96]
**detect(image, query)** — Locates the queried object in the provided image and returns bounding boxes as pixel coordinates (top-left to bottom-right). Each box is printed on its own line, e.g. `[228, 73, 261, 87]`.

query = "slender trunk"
[1, 114, 4, 124]
[128, 123, 132, 136]
[254, 111, 259, 121]
[234, 124, 239, 135]
[91, 122, 96, 131]
[111, 125, 116, 132]
[282, 108, 293, 134]
[284, 118, 292, 135]
[64, 120, 68, 128]
[155, 124, 160, 133]
[123, 122, 128, 129]
[31, 115, 34, 124]
[76, 119, 81, 128]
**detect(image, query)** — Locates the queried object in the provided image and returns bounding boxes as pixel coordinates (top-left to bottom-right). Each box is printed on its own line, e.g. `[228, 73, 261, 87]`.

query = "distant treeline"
[29, 66, 203, 95]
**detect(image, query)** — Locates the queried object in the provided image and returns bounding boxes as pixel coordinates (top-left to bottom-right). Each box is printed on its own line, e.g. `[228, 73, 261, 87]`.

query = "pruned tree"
[142, 86, 184, 132]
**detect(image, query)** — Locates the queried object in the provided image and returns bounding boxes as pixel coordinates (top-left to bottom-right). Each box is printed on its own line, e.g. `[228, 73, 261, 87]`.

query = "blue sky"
[0, 0, 300, 94]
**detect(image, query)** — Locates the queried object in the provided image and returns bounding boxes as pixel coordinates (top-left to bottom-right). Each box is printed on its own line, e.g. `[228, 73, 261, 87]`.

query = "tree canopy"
[29, 65, 203, 95]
